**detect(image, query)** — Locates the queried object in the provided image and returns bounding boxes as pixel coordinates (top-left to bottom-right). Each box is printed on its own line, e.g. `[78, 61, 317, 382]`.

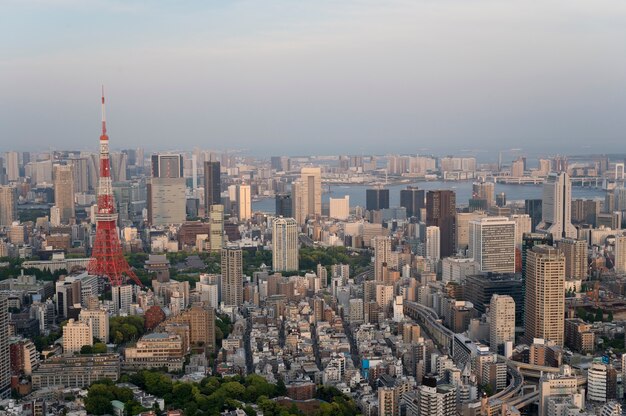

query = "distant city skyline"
[2, 1, 626, 155]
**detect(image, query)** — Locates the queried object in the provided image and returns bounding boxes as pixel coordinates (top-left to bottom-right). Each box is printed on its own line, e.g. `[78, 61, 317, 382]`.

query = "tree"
[84, 396, 113, 415]
[607, 311, 614, 322]
[595, 308, 604, 322]
[80, 345, 93, 354]
[93, 343, 107, 353]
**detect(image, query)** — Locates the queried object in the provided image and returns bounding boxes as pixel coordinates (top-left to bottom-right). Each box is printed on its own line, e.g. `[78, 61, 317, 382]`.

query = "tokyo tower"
[88, 89, 142, 286]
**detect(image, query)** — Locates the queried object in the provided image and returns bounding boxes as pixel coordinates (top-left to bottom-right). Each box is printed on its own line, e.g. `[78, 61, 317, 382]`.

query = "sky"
[2, 0, 626, 157]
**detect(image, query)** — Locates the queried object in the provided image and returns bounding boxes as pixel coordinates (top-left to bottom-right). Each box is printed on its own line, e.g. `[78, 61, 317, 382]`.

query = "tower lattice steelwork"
[88, 89, 141, 286]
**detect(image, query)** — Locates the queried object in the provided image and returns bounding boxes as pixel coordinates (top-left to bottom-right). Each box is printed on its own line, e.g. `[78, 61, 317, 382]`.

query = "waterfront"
[252, 180, 607, 213]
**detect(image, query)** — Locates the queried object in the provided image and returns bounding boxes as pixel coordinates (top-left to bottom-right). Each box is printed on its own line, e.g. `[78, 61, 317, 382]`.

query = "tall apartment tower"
[148, 153, 186, 225]
[272, 217, 299, 272]
[366, 188, 390, 211]
[614, 235, 626, 274]
[0, 186, 17, 227]
[524, 245, 565, 346]
[221, 247, 243, 307]
[558, 238, 587, 280]
[112, 285, 133, 316]
[292, 167, 322, 225]
[425, 226, 441, 261]
[0, 295, 10, 399]
[489, 294, 516, 353]
[234, 184, 251, 222]
[4, 152, 19, 182]
[203, 161, 221, 214]
[426, 190, 456, 257]
[54, 164, 75, 224]
[374, 236, 392, 282]
[209, 205, 224, 252]
[468, 217, 516, 274]
[400, 186, 425, 218]
[536, 172, 576, 241]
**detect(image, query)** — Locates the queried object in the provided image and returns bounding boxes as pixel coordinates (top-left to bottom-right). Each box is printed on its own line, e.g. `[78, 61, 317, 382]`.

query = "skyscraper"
[203, 161, 221, 214]
[329, 195, 350, 220]
[4, 151, 19, 182]
[0, 295, 9, 399]
[292, 167, 321, 225]
[275, 193, 292, 217]
[366, 188, 390, 211]
[221, 247, 243, 307]
[272, 217, 299, 272]
[469, 217, 516, 273]
[614, 235, 626, 274]
[472, 181, 495, 208]
[489, 294, 515, 353]
[0, 185, 17, 227]
[148, 153, 186, 225]
[425, 226, 440, 261]
[536, 172, 576, 241]
[400, 186, 425, 218]
[558, 238, 587, 280]
[374, 236, 392, 282]
[237, 184, 251, 221]
[524, 245, 565, 346]
[54, 164, 75, 224]
[525, 199, 543, 231]
[209, 205, 224, 252]
[426, 190, 456, 257]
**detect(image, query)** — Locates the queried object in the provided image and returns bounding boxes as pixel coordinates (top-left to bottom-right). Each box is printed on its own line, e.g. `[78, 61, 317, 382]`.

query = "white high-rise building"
[329, 195, 350, 220]
[272, 217, 299, 272]
[587, 362, 609, 403]
[62, 319, 93, 354]
[510, 214, 532, 248]
[209, 204, 224, 252]
[537, 172, 577, 241]
[489, 294, 515, 353]
[469, 217, 516, 273]
[425, 226, 441, 261]
[614, 235, 626, 274]
[112, 285, 133, 316]
[5, 152, 19, 182]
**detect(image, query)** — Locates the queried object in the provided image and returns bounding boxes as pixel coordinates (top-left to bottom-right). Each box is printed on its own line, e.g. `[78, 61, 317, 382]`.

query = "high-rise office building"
[329, 195, 350, 220]
[63, 319, 93, 354]
[4, 152, 19, 182]
[510, 214, 532, 248]
[70, 157, 90, 193]
[54, 164, 75, 224]
[366, 188, 390, 211]
[536, 172, 576, 241]
[426, 190, 456, 257]
[292, 167, 322, 225]
[272, 217, 299, 272]
[455, 211, 488, 253]
[236, 184, 251, 221]
[203, 161, 221, 214]
[524, 245, 565, 346]
[209, 204, 224, 252]
[472, 181, 495, 208]
[400, 186, 425, 218]
[374, 236, 392, 282]
[221, 247, 243, 307]
[489, 294, 515, 353]
[275, 193, 292, 217]
[0, 295, 9, 399]
[558, 238, 587, 280]
[148, 153, 186, 225]
[525, 199, 543, 231]
[0, 185, 17, 227]
[464, 273, 524, 327]
[469, 217, 516, 274]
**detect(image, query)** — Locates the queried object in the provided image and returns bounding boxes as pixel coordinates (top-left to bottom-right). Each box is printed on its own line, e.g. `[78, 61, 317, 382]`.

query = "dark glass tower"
[204, 161, 221, 213]
[400, 186, 425, 218]
[426, 190, 456, 257]
[366, 188, 390, 211]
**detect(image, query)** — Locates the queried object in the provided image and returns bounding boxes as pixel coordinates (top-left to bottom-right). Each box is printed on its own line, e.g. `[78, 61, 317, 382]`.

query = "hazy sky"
[2, 0, 626, 156]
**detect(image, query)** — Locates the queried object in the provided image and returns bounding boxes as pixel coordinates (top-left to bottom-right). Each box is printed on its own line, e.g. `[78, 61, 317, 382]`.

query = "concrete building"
[272, 217, 299, 272]
[32, 354, 120, 389]
[112, 285, 133, 316]
[236, 184, 251, 221]
[0, 296, 10, 399]
[614, 235, 626, 274]
[536, 172, 576, 241]
[524, 245, 565, 346]
[166, 305, 216, 353]
[62, 319, 93, 354]
[0, 186, 17, 227]
[469, 217, 516, 273]
[472, 181, 495, 207]
[53, 164, 75, 224]
[374, 236, 392, 282]
[4, 151, 19, 182]
[329, 195, 350, 220]
[456, 211, 488, 253]
[123, 333, 184, 371]
[558, 238, 587, 280]
[293, 167, 321, 225]
[148, 153, 186, 226]
[489, 295, 515, 353]
[79, 308, 110, 343]
[425, 226, 440, 261]
[510, 214, 532, 248]
[221, 247, 243, 307]
[209, 204, 224, 252]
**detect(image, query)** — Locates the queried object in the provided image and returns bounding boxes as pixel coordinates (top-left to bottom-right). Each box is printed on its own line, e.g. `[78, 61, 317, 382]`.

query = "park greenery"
[576, 307, 613, 323]
[110, 316, 145, 344]
[91, 371, 360, 416]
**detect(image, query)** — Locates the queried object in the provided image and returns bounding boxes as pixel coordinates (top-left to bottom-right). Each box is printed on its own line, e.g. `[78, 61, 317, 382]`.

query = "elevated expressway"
[403, 301, 555, 410]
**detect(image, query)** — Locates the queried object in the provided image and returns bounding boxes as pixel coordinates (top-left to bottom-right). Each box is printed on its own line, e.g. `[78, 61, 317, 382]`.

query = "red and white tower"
[88, 89, 141, 286]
